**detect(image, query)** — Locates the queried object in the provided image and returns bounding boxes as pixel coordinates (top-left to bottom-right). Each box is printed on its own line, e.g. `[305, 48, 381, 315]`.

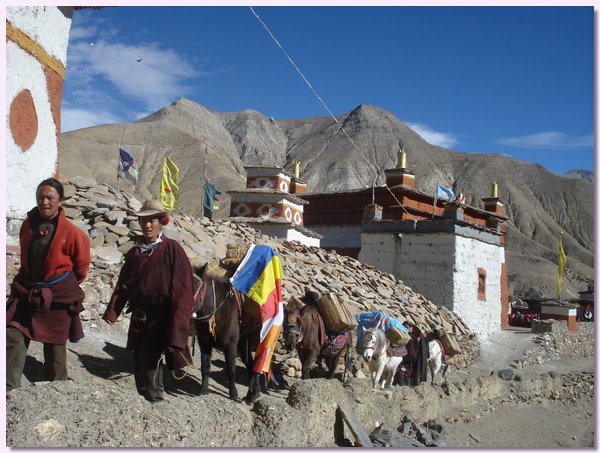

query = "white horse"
[427, 339, 458, 385]
[361, 327, 403, 390]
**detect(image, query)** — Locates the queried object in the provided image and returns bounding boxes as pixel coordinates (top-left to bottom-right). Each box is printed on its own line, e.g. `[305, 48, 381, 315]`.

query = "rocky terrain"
[5, 317, 594, 448]
[5, 177, 595, 448]
[58, 99, 594, 300]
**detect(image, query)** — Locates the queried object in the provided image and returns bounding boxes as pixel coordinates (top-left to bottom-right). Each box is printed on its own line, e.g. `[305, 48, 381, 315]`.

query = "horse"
[192, 261, 263, 403]
[283, 304, 352, 381]
[360, 327, 403, 390]
[427, 339, 458, 385]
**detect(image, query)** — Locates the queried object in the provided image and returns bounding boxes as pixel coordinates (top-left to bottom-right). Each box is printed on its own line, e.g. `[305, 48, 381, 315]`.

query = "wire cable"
[249, 6, 379, 188]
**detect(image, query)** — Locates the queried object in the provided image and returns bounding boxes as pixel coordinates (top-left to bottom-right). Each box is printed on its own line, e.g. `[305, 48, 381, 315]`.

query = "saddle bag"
[316, 292, 357, 334]
[439, 332, 461, 356]
[385, 325, 411, 347]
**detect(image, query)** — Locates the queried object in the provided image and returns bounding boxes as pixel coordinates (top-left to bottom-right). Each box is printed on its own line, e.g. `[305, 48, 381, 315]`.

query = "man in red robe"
[103, 200, 194, 403]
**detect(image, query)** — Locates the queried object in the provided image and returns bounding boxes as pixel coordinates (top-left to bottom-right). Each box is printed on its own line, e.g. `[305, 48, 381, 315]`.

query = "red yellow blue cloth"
[230, 244, 284, 374]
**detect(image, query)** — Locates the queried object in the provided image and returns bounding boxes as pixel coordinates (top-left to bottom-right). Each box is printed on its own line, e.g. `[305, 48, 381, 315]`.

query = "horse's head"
[361, 327, 378, 362]
[283, 308, 303, 351]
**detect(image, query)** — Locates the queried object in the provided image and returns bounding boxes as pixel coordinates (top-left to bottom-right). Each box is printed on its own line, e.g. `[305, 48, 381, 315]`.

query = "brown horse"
[283, 304, 352, 380]
[193, 262, 263, 403]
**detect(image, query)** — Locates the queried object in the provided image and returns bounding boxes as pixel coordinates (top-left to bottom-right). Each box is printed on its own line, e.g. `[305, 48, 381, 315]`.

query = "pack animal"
[193, 262, 263, 403]
[427, 339, 458, 385]
[283, 304, 352, 380]
[360, 327, 403, 390]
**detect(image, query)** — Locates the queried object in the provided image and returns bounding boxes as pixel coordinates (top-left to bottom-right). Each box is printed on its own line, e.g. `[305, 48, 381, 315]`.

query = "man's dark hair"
[37, 177, 65, 200]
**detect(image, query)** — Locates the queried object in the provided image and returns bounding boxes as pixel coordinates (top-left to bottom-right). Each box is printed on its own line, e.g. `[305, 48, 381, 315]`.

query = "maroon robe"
[103, 236, 194, 355]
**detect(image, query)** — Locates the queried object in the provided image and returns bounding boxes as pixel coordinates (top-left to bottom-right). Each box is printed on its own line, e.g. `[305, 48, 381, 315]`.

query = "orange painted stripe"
[6, 21, 65, 78]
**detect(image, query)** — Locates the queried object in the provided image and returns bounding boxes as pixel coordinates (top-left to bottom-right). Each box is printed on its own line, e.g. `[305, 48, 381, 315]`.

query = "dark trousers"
[6, 326, 68, 391]
[133, 349, 165, 402]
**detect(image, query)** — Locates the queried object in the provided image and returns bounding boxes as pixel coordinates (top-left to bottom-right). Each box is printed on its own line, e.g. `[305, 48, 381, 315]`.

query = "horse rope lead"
[150, 279, 238, 388]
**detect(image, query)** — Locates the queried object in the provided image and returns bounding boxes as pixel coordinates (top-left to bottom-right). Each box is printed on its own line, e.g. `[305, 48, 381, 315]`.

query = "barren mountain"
[59, 98, 594, 299]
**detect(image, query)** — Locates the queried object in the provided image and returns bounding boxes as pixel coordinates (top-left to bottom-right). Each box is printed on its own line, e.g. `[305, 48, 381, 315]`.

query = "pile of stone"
[6, 177, 478, 364]
[514, 321, 594, 369]
[368, 415, 448, 448]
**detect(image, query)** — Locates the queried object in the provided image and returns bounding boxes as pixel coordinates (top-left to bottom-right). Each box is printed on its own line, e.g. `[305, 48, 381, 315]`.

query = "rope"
[249, 8, 507, 222]
[249, 6, 379, 187]
[171, 350, 196, 381]
[194, 280, 230, 322]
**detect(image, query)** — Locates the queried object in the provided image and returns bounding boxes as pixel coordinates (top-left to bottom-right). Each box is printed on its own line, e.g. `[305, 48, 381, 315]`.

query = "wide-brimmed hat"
[136, 200, 169, 217]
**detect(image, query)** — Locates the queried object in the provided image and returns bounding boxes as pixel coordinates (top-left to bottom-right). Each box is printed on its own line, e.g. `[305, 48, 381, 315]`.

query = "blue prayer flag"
[436, 184, 454, 200]
[118, 148, 138, 185]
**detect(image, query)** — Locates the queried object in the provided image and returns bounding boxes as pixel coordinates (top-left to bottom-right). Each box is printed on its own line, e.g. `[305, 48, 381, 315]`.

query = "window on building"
[478, 267, 487, 301]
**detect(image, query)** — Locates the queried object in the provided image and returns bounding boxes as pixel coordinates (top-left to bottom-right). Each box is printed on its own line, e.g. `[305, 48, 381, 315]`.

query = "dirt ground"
[5, 320, 595, 448]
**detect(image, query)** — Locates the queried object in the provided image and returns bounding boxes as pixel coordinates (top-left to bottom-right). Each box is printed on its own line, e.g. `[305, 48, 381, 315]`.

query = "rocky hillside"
[58, 99, 594, 300]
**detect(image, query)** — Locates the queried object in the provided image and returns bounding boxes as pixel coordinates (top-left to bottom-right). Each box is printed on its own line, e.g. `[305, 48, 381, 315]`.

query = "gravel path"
[5, 321, 595, 447]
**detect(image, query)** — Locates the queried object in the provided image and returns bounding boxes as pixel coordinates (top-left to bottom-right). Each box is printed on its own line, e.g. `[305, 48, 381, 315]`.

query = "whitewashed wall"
[251, 224, 321, 248]
[310, 225, 362, 250]
[6, 6, 73, 241]
[6, 42, 58, 220]
[360, 230, 504, 338]
[358, 232, 397, 274]
[396, 233, 456, 310]
[452, 235, 504, 338]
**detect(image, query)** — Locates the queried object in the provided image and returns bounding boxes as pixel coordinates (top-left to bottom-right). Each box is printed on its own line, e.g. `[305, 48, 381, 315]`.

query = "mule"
[193, 262, 263, 403]
[360, 327, 403, 390]
[283, 304, 352, 381]
[427, 340, 458, 385]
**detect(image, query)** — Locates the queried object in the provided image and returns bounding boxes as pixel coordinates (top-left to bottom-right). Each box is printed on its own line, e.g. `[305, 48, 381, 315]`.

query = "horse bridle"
[284, 312, 303, 344]
[364, 331, 386, 360]
[194, 280, 232, 322]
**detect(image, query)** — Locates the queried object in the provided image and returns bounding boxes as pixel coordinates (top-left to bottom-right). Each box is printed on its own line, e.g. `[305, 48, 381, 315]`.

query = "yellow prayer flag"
[557, 231, 566, 299]
[160, 155, 179, 211]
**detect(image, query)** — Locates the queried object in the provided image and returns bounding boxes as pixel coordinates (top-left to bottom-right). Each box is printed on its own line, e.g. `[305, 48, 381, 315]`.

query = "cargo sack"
[222, 243, 248, 268]
[204, 259, 229, 280]
[439, 332, 461, 356]
[385, 325, 411, 347]
[316, 292, 357, 334]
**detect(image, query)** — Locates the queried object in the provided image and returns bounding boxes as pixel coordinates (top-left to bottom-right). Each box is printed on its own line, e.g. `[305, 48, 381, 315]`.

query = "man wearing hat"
[103, 200, 194, 403]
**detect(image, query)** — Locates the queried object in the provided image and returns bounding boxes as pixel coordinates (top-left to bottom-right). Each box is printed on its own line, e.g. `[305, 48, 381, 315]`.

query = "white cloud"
[61, 107, 122, 133]
[495, 132, 593, 149]
[67, 40, 200, 111]
[406, 122, 459, 149]
[61, 13, 208, 131]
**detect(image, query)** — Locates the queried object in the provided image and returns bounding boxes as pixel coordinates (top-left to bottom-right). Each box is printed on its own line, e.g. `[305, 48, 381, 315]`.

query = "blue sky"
[61, 5, 595, 175]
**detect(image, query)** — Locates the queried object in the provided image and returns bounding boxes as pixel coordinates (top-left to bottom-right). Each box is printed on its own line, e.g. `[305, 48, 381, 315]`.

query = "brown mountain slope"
[59, 98, 594, 299]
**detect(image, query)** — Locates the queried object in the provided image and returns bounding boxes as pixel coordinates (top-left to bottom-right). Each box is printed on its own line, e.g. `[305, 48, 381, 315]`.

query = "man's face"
[140, 216, 162, 243]
[36, 186, 63, 220]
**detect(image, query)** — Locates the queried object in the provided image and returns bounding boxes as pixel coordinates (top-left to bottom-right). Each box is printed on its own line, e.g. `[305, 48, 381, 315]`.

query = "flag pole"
[202, 146, 208, 218]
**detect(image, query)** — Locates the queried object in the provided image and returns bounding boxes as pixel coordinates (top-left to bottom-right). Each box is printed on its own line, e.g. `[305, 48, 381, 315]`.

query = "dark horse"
[283, 304, 352, 380]
[193, 261, 263, 403]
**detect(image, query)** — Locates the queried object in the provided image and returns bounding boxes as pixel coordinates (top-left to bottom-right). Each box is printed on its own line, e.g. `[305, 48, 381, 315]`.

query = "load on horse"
[356, 311, 460, 388]
[192, 243, 284, 403]
[283, 290, 353, 381]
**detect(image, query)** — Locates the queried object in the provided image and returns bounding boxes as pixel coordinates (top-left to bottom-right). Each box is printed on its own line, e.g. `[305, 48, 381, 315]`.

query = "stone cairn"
[5, 177, 480, 375]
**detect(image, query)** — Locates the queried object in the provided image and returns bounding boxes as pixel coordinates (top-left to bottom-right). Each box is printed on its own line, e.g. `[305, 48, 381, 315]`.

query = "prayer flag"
[230, 244, 284, 374]
[117, 148, 138, 185]
[557, 231, 566, 299]
[202, 182, 220, 218]
[455, 192, 466, 204]
[160, 155, 179, 211]
[436, 184, 454, 200]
